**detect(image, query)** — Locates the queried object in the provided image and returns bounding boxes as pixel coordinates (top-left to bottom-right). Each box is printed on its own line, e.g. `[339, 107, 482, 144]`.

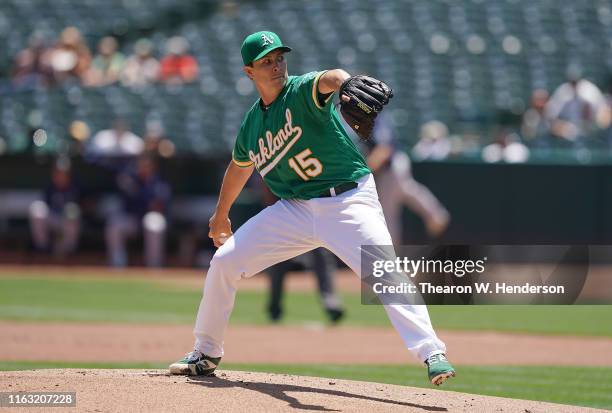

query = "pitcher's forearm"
[318, 69, 351, 94]
[215, 161, 254, 215]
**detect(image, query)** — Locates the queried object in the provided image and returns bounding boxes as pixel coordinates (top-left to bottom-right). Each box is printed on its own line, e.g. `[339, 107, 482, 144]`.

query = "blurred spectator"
[121, 38, 159, 87]
[481, 132, 530, 163]
[521, 89, 551, 143]
[105, 156, 171, 267]
[86, 119, 144, 157]
[545, 66, 610, 143]
[11, 32, 53, 89]
[29, 158, 81, 256]
[143, 120, 176, 158]
[366, 114, 450, 242]
[65, 120, 92, 156]
[47, 27, 91, 84]
[85, 36, 125, 86]
[158, 36, 199, 84]
[411, 120, 452, 161]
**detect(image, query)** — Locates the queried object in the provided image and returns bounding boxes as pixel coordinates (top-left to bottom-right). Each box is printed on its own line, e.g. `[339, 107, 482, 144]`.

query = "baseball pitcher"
[169, 31, 455, 385]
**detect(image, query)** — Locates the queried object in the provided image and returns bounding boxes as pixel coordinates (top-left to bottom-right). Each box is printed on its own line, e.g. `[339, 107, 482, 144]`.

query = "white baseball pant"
[193, 173, 446, 362]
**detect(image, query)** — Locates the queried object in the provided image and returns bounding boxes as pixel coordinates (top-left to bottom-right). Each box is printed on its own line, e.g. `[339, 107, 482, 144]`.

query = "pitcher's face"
[244, 50, 288, 90]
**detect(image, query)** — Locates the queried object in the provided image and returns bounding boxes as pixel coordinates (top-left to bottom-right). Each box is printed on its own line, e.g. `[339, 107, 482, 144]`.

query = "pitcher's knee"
[209, 241, 245, 279]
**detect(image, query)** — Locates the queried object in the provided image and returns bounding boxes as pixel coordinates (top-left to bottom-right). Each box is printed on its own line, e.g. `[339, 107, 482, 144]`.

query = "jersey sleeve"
[232, 120, 254, 168]
[294, 71, 335, 117]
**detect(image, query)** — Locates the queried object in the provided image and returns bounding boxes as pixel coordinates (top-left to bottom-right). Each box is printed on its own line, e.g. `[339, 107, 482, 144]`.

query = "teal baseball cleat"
[169, 350, 221, 376]
[426, 353, 456, 385]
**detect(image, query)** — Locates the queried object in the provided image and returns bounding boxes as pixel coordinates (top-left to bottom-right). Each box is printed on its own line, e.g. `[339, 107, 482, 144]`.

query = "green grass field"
[0, 276, 611, 336]
[1, 361, 610, 410]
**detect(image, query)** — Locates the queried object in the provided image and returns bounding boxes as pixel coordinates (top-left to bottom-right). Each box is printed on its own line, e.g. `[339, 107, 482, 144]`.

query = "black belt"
[319, 182, 358, 198]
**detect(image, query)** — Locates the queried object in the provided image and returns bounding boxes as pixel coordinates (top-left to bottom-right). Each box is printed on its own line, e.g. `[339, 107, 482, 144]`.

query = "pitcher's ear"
[243, 65, 254, 80]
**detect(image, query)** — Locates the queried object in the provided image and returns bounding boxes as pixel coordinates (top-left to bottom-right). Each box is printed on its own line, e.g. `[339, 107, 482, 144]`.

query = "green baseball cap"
[241, 31, 291, 65]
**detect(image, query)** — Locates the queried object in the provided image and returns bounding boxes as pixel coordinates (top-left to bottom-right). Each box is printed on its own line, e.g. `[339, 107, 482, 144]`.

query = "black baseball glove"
[338, 75, 393, 140]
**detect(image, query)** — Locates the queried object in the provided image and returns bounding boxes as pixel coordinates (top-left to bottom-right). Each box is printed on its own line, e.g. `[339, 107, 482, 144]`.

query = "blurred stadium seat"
[0, 0, 610, 154]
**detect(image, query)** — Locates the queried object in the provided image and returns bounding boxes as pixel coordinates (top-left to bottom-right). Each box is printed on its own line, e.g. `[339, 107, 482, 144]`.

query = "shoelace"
[186, 350, 203, 362]
[427, 354, 447, 365]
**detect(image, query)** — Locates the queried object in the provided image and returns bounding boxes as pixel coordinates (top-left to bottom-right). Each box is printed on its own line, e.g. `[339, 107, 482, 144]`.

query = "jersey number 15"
[288, 148, 323, 181]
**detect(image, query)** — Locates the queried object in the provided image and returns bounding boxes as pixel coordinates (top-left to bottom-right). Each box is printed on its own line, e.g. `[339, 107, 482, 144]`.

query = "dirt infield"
[1, 369, 605, 413]
[2, 321, 612, 366]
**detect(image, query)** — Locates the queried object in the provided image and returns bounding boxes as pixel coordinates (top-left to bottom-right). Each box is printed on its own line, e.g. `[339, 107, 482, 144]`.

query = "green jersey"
[232, 71, 371, 199]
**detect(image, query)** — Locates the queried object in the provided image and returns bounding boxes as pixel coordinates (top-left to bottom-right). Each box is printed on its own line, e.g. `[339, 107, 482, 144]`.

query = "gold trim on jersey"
[232, 158, 254, 167]
[312, 71, 334, 109]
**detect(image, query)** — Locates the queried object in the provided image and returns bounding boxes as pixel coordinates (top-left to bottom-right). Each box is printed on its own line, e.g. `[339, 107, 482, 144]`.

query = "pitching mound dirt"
[1, 369, 604, 413]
